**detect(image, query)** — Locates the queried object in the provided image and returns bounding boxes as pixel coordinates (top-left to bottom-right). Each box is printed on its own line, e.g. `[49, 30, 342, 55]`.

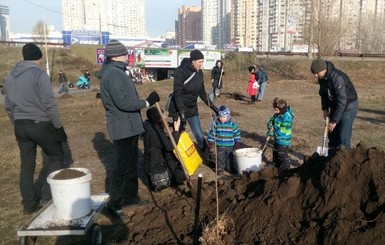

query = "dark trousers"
[108, 135, 139, 210]
[272, 143, 290, 170]
[217, 146, 235, 172]
[14, 120, 63, 211]
[251, 95, 256, 103]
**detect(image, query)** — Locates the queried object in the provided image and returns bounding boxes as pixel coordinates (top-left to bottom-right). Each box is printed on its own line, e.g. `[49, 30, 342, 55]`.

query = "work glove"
[210, 104, 219, 116]
[266, 129, 274, 137]
[56, 126, 68, 143]
[146, 91, 160, 107]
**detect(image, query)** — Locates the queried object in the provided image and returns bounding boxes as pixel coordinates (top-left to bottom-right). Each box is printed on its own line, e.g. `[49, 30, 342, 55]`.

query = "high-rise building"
[62, 0, 146, 37]
[202, 0, 231, 48]
[230, 0, 258, 50]
[0, 5, 10, 41]
[175, 6, 202, 48]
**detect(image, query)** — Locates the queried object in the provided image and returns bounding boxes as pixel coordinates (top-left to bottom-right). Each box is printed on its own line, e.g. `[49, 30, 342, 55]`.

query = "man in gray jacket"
[4, 43, 67, 214]
[97, 40, 159, 221]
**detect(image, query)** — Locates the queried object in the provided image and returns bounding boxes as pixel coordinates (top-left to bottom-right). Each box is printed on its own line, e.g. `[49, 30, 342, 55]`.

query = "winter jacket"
[143, 120, 185, 184]
[257, 68, 268, 84]
[247, 73, 258, 96]
[211, 65, 224, 89]
[267, 106, 294, 146]
[4, 61, 62, 128]
[97, 61, 146, 140]
[173, 59, 214, 118]
[58, 72, 68, 84]
[318, 61, 358, 124]
[208, 117, 241, 147]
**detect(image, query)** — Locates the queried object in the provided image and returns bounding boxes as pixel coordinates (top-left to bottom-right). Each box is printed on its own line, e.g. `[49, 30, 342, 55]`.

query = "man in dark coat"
[97, 39, 160, 221]
[311, 59, 359, 152]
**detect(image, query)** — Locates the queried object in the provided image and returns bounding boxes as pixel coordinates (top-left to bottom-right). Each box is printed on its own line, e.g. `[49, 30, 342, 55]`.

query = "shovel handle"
[262, 136, 270, 154]
[323, 116, 330, 138]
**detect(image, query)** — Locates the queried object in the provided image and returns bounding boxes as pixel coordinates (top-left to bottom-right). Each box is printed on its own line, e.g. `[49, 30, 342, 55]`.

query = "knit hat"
[146, 107, 161, 123]
[22, 43, 42, 61]
[272, 97, 287, 114]
[218, 105, 231, 117]
[104, 40, 127, 58]
[310, 59, 327, 73]
[190, 49, 204, 61]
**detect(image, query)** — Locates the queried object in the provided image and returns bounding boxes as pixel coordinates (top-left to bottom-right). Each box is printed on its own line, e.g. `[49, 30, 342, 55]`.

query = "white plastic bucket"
[235, 148, 263, 174]
[47, 167, 92, 220]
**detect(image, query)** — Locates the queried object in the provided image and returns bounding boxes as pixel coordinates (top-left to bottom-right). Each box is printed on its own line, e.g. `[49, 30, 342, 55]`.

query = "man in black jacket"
[311, 59, 359, 151]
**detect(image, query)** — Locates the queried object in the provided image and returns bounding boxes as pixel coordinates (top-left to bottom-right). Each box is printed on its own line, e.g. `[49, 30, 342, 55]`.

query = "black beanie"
[310, 59, 327, 73]
[146, 107, 161, 123]
[190, 49, 204, 61]
[104, 39, 127, 58]
[22, 43, 42, 61]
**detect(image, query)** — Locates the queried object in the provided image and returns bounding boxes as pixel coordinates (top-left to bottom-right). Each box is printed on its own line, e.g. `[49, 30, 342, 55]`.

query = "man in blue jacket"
[97, 40, 160, 222]
[311, 59, 359, 152]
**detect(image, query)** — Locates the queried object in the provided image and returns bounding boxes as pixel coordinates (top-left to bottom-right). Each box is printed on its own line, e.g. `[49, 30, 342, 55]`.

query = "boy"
[208, 105, 241, 174]
[266, 97, 294, 170]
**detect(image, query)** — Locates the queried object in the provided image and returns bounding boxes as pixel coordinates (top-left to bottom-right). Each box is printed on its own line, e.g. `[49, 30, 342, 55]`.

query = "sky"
[1, 0, 201, 37]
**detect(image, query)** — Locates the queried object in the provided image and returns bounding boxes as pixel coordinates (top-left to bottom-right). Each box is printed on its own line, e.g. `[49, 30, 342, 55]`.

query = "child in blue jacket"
[208, 105, 241, 174]
[266, 97, 294, 169]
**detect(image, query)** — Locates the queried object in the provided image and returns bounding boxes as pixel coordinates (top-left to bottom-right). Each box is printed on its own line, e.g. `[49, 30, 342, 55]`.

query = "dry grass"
[199, 213, 235, 245]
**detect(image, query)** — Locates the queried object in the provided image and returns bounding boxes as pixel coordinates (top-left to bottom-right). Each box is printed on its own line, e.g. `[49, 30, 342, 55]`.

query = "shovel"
[262, 136, 271, 155]
[155, 102, 196, 198]
[317, 116, 329, 156]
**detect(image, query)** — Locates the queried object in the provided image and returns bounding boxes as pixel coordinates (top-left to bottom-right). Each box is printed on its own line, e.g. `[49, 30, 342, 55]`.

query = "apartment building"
[0, 4, 9, 41]
[202, 0, 231, 49]
[175, 6, 202, 48]
[62, 0, 146, 37]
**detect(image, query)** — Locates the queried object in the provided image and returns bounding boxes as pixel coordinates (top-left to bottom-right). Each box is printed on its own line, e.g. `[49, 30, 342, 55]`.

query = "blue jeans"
[328, 108, 357, 149]
[256, 82, 266, 101]
[185, 115, 206, 152]
[15, 120, 64, 211]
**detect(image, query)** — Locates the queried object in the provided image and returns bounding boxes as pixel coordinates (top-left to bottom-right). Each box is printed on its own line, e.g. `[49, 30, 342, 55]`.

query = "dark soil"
[100, 142, 385, 244]
[52, 168, 87, 180]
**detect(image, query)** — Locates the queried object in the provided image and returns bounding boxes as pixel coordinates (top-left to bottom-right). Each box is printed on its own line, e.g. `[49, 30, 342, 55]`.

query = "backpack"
[150, 165, 171, 191]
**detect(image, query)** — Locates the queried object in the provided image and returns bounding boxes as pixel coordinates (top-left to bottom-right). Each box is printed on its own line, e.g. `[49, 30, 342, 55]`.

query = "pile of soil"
[103, 143, 385, 244]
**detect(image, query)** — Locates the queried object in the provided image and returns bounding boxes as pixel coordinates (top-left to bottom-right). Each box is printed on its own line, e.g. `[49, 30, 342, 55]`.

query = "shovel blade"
[317, 146, 328, 156]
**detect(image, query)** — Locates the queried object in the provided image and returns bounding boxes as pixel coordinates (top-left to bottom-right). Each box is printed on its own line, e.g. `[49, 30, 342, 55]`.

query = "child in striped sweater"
[208, 105, 241, 174]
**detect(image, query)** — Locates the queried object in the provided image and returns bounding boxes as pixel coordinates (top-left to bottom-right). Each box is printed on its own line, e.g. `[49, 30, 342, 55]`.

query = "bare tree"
[32, 20, 49, 43]
[306, 0, 349, 58]
[357, 13, 385, 54]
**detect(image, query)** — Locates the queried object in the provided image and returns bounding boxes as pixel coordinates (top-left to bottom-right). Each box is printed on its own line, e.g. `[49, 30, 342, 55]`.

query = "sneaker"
[124, 197, 149, 206]
[106, 205, 129, 223]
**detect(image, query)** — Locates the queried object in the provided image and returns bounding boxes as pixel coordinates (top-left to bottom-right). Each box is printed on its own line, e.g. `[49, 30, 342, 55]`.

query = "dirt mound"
[102, 143, 385, 244]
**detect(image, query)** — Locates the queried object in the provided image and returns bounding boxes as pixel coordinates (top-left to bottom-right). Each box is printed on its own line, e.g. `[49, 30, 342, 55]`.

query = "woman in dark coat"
[173, 50, 218, 161]
[211, 60, 224, 98]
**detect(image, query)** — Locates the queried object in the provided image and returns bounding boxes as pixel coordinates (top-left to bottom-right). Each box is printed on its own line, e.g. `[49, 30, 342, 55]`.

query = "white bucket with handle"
[47, 168, 92, 220]
[235, 148, 263, 174]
